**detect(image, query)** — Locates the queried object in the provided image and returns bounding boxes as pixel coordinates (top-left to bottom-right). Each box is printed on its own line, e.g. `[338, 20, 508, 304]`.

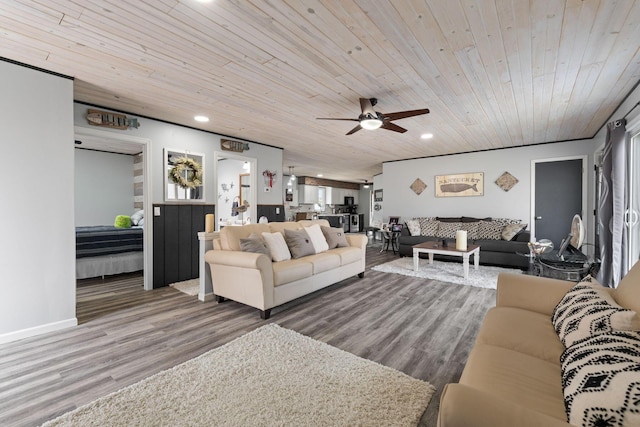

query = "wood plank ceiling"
[1, 0, 639, 182]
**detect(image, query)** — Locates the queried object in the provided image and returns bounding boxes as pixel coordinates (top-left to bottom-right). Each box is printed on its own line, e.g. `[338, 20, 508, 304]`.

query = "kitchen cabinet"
[298, 184, 319, 204]
[298, 184, 359, 205]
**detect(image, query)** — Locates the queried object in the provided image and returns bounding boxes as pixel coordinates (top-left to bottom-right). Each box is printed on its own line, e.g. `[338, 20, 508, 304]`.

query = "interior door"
[534, 159, 583, 247]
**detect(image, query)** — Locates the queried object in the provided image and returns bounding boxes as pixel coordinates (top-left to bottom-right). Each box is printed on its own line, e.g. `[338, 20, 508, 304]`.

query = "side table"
[380, 230, 400, 254]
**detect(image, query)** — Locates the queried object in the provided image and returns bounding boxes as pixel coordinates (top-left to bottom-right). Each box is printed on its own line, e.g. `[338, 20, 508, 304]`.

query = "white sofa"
[205, 219, 367, 319]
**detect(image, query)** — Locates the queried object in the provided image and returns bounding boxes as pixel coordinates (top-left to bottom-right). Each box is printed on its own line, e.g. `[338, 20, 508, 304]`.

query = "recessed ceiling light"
[317, 174, 323, 177]
[421, 133, 434, 139]
[194, 115, 209, 122]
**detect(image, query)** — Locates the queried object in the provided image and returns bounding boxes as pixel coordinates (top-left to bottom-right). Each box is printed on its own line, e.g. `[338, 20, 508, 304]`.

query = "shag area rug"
[41, 324, 435, 427]
[169, 278, 199, 296]
[372, 258, 522, 289]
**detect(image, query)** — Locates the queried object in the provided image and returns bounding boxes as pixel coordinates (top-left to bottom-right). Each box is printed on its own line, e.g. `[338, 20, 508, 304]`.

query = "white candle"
[456, 230, 467, 250]
[205, 214, 214, 233]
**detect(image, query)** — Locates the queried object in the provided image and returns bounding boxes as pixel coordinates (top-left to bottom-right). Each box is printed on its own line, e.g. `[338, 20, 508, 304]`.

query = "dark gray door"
[534, 159, 583, 247]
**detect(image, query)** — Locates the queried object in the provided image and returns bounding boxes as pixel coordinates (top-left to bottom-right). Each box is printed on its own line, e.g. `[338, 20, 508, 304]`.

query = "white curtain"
[597, 119, 628, 287]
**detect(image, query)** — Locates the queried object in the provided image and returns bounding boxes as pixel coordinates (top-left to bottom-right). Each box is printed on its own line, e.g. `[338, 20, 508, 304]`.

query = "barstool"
[365, 227, 380, 244]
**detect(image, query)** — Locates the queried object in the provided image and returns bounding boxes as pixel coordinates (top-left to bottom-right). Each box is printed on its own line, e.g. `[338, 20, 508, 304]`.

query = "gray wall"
[382, 139, 599, 240]
[73, 104, 284, 206]
[0, 61, 76, 342]
[74, 149, 135, 226]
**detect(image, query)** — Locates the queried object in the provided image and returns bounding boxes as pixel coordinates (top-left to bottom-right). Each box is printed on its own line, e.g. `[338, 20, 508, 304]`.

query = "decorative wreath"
[169, 156, 203, 189]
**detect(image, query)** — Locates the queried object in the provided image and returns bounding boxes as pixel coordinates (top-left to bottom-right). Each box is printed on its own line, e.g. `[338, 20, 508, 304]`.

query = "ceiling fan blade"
[381, 121, 407, 133]
[316, 117, 359, 121]
[346, 124, 362, 135]
[359, 98, 375, 116]
[383, 108, 430, 121]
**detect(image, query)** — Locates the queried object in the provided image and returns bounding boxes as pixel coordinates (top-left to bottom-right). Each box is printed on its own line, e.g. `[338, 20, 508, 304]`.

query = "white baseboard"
[0, 318, 78, 344]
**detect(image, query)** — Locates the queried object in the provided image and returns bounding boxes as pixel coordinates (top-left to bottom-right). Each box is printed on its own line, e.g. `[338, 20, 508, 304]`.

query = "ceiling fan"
[316, 98, 429, 135]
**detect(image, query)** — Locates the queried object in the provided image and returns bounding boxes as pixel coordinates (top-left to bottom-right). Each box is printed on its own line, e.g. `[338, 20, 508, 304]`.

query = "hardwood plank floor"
[0, 242, 497, 426]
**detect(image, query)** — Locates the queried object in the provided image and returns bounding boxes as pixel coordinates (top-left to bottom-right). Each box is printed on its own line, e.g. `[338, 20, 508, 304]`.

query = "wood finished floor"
[0, 243, 498, 427]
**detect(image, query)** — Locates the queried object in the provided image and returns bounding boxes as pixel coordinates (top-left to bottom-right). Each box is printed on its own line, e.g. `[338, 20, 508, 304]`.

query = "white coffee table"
[412, 242, 480, 279]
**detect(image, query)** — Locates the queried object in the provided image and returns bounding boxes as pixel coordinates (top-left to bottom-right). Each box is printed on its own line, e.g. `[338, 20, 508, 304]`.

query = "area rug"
[169, 278, 199, 296]
[41, 324, 435, 427]
[372, 258, 522, 289]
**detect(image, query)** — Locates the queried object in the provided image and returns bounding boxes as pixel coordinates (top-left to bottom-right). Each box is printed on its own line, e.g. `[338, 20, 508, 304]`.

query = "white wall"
[383, 139, 599, 235]
[75, 149, 135, 226]
[0, 61, 76, 342]
[73, 104, 284, 206]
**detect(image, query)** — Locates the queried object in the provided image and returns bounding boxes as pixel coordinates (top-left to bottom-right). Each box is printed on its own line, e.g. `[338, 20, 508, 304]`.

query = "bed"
[76, 225, 144, 279]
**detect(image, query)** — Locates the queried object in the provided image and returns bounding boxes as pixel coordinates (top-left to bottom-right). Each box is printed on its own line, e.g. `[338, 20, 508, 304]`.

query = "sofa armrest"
[205, 249, 272, 270]
[495, 273, 575, 316]
[346, 234, 368, 250]
[205, 249, 275, 310]
[438, 384, 571, 427]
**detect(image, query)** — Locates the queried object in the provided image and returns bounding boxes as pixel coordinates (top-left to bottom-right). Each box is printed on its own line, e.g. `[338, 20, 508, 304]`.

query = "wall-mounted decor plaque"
[410, 178, 427, 195]
[495, 171, 519, 192]
[435, 172, 484, 197]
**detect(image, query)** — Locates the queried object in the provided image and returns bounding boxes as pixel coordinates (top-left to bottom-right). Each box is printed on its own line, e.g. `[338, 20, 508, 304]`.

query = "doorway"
[74, 127, 153, 291]
[214, 152, 256, 229]
[531, 156, 587, 247]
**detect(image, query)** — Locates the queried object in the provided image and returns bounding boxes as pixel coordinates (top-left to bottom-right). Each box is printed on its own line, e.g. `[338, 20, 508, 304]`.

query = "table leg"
[474, 250, 480, 270]
[413, 250, 419, 271]
[463, 254, 470, 279]
[428, 252, 434, 265]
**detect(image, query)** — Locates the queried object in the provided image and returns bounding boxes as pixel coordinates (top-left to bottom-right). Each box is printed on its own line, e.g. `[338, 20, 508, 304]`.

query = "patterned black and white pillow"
[552, 276, 639, 348]
[460, 221, 479, 240]
[476, 220, 504, 240]
[561, 331, 640, 427]
[418, 218, 439, 236]
[436, 222, 462, 239]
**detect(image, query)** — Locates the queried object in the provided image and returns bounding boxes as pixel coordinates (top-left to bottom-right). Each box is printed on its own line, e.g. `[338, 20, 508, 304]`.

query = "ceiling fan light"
[360, 119, 382, 130]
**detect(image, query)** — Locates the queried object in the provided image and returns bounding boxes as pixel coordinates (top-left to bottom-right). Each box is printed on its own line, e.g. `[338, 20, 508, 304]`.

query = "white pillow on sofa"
[261, 232, 291, 262]
[304, 224, 329, 253]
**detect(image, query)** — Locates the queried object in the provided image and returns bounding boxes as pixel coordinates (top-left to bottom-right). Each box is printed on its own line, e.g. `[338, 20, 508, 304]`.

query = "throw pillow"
[436, 222, 462, 239]
[284, 228, 316, 259]
[114, 215, 131, 228]
[501, 223, 527, 241]
[561, 331, 640, 427]
[460, 222, 479, 240]
[406, 219, 421, 236]
[304, 224, 329, 253]
[321, 226, 349, 249]
[419, 219, 439, 236]
[261, 232, 291, 262]
[552, 276, 640, 348]
[130, 210, 144, 226]
[239, 233, 271, 257]
[476, 220, 504, 240]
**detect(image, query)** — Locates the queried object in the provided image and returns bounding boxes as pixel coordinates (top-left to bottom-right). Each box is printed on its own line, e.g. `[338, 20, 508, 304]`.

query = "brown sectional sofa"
[438, 262, 640, 427]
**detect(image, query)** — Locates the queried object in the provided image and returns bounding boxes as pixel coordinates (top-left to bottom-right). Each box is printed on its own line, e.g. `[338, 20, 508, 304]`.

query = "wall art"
[409, 178, 427, 195]
[495, 171, 519, 192]
[164, 148, 205, 202]
[435, 172, 483, 197]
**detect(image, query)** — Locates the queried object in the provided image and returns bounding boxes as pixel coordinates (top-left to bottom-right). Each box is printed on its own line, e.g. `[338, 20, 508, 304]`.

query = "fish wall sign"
[435, 172, 484, 197]
[87, 109, 140, 129]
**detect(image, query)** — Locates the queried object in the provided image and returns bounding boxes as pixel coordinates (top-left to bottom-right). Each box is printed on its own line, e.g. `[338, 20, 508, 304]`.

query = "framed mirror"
[164, 148, 205, 202]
